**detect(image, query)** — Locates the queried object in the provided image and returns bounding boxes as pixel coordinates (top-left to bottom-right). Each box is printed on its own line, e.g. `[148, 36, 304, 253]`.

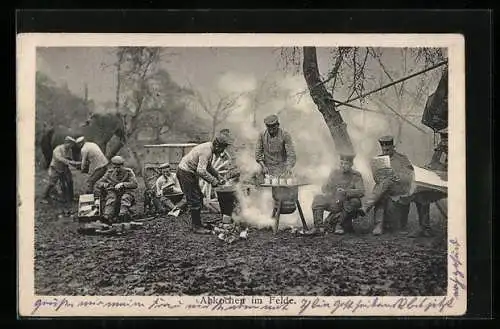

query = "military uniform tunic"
[312, 168, 365, 214]
[255, 128, 296, 176]
[95, 167, 138, 217]
[368, 151, 415, 230]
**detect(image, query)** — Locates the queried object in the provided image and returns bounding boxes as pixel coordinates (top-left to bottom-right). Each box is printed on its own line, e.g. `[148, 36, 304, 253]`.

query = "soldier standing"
[41, 136, 81, 203]
[311, 153, 365, 234]
[94, 155, 138, 223]
[255, 114, 296, 177]
[363, 136, 415, 236]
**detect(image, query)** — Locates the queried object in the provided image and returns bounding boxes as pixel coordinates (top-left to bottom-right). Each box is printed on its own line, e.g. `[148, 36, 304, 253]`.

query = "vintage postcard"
[17, 33, 466, 317]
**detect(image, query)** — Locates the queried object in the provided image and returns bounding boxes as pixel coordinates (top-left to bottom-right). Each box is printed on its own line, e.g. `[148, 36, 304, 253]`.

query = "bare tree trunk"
[115, 51, 123, 111]
[211, 119, 218, 139]
[302, 47, 354, 154]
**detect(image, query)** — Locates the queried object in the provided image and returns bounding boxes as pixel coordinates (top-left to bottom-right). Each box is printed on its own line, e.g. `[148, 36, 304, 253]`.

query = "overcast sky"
[36, 47, 434, 104]
[37, 47, 296, 104]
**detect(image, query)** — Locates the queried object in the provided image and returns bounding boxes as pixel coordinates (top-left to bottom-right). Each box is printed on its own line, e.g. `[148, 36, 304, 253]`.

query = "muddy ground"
[33, 170, 448, 296]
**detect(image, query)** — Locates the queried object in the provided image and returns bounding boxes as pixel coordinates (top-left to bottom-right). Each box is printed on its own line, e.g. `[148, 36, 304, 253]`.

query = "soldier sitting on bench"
[153, 162, 187, 215]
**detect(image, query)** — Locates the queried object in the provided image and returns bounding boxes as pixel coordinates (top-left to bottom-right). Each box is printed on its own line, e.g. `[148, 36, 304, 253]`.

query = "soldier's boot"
[399, 203, 410, 235]
[101, 214, 111, 225]
[164, 199, 177, 214]
[372, 222, 383, 236]
[191, 208, 210, 234]
[41, 185, 55, 203]
[310, 209, 324, 234]
[411, 202, 433, 237]
[151, 194, 164, 214]
[372, 207, 384, 236]
[104, 199, 116, 224]
[335, 211, 352, 235]
[360, 198, 376, 217]
[334, 222, 345, 235]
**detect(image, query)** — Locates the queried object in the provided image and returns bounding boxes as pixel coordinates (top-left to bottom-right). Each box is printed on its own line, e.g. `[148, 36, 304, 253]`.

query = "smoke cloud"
[218, 72, 391, 230]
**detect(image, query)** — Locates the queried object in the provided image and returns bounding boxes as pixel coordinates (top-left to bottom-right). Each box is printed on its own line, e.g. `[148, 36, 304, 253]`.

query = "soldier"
[94, 155, 138, 223]
[311, 153, 365, 234]
[362, 135, 415, 236]
[410, 127, 448, 237]
[255, 114, 296, 177]
[426, 128, 448, 174]
[75, 136, 109, 194]
[41, 136, 81, 204]
[177, 129, 232, 234]
[154, 162, 186, 214]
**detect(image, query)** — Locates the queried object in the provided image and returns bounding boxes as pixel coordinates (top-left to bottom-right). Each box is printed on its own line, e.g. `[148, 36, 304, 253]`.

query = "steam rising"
[220, 73, 390, 229]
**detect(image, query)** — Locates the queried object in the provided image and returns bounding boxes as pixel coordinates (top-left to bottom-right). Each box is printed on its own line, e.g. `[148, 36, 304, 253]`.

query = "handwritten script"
[449, 238, 466, 299]
[31, 295, 457, 316]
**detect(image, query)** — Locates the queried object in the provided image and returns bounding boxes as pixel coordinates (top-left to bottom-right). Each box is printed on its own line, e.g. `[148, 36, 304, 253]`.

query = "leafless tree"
[278, 46, 447, 155]
[186, 80, 244, 138]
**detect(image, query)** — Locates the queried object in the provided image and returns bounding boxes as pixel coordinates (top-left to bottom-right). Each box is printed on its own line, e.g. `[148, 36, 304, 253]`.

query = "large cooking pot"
[272, 186, 298, 215]
[215, 186, 238, 216]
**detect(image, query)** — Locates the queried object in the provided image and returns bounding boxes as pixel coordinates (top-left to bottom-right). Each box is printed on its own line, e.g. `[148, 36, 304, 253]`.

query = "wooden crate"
[78, 194, 101, 222]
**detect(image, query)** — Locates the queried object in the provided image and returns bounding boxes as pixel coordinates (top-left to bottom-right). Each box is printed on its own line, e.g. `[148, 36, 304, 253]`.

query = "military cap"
[110, 155, 125, 165]
[339, 152, 356, 162]
[214, 129, 234, 145]
[64, 136, 76, 143]
[264, 114, 279, 126]
[378, 135, 394, 145]
[159, 162, 171, 169]
[75, 136, 85, 144]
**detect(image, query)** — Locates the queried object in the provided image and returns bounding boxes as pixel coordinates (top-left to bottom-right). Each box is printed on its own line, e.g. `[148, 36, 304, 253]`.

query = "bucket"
[216, 188, 237, 216]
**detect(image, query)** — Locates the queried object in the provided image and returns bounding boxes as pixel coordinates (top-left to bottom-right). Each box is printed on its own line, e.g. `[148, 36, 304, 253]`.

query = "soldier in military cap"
[362, 135, 415, 236]
[94, 155, 138, 223]
[255, 114, 296, 177]
[41, 136, 81, 204]
[311, 152, 366, 234]
[177, 129, 233, 234]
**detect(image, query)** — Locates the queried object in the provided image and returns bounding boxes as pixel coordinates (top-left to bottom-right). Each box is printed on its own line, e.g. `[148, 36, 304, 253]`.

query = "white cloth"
[155, 173, 182, 197]
[81, 142, 108, 175]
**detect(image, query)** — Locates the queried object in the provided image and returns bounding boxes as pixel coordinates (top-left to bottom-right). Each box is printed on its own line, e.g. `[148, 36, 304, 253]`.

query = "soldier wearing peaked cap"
[41, 136, 81, 204]
[255, 114, 296, 177]
[311, 152, 366, 235]
[363, 135, 415, 236]
[95, 155, 138, 223]
[176, 129, 232, 234]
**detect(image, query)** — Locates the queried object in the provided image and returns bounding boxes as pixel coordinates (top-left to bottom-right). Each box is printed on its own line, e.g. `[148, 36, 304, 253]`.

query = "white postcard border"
[17, 33, 466, 317]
